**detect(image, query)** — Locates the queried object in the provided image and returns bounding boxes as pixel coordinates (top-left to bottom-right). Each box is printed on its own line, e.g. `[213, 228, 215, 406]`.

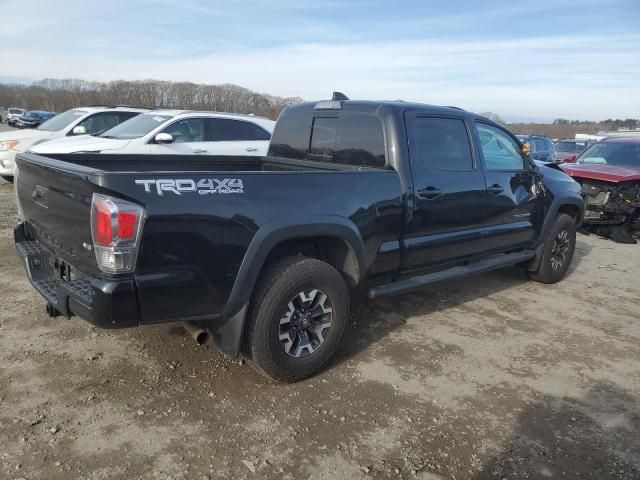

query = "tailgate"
[16, 153, 100, 275]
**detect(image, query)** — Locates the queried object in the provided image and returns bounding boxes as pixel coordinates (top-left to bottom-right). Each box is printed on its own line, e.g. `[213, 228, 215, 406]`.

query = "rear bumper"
[15, 223, 140, 328]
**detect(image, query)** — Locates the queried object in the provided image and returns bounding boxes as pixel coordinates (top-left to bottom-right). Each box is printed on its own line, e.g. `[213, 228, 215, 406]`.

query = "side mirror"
[521, 142, 531, 156]
[154, 132, 173, 144]
[72, 125, 87, 135]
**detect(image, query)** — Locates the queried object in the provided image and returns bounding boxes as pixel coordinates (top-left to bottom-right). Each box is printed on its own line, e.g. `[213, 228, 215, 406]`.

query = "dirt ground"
[0, 177, 638, 480]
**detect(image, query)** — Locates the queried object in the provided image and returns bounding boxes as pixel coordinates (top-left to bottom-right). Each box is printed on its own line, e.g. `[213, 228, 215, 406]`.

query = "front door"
[403, 113, 489, 269]
[148, 117, 208, 154]
[474, 122, 544, 250]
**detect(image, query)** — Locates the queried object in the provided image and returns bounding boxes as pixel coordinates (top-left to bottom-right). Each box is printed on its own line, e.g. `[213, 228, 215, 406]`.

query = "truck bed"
[14, 151, 403, 333]
[40, 153, 372, 173]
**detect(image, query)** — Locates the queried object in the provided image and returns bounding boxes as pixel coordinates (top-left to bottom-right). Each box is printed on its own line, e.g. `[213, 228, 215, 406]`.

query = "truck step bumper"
[15, 225, 140, 328]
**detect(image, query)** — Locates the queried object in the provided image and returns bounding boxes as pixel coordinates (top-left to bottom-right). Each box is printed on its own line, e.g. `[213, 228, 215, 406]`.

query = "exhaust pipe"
[46, 303, 60, 318]
[181, 321, 209, 345]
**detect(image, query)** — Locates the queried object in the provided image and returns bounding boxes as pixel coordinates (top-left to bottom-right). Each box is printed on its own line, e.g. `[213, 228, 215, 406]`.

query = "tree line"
[2, 78, 637, 137]
[0, 78, 303, 120]
[508, 117, 640, 139]
[552, 118, 639, 129]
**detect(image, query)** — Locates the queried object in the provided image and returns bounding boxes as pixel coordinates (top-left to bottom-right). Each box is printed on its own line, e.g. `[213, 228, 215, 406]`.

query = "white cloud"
[1, 34, 638, 120]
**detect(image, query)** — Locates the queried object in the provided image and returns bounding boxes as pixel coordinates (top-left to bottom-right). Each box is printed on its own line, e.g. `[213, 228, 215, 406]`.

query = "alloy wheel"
[279, 289, 333, 358]
[550, 229, 570, 271]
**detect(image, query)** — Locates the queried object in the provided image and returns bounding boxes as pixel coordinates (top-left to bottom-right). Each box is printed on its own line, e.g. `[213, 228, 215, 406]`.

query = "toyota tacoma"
[14, 94, 585, 382]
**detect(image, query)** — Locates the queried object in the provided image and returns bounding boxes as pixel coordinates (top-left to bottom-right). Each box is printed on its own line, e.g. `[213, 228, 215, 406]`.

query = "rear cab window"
[269, 111, 386, 168]
[268, 113, 313, 160]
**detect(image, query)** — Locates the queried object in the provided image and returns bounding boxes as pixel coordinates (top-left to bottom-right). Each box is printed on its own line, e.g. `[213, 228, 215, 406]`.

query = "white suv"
[30, 110, 275, 157]
[0, 106, 149, 180]
[6, 108, 26, 127]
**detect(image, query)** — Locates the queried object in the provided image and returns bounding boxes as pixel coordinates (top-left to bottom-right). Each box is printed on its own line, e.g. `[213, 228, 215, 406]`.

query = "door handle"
[192, 149, 207, 154]
[417, 186, 443, 200]
[245, 147, 258, 152]
[488, 184, 504, 195]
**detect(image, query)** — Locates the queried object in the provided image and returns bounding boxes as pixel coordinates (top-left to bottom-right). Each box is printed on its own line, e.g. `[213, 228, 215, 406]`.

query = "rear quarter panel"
[100, 169, 404, 324]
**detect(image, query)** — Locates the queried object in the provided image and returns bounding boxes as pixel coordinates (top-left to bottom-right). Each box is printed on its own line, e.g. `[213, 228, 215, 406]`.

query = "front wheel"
[244, 256, 349, 382]
[1, 175, 13, 183]
[529, 213, 576, 284]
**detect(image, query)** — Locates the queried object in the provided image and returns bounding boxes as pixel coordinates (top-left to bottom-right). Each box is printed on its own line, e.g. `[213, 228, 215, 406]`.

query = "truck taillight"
[90, 194, 144, 274]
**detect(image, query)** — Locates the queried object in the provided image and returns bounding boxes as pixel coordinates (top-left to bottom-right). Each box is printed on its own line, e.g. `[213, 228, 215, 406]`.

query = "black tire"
[1, 175, 13, 183]
[529, 214, 576, 284]
[244, 256, 349, 382]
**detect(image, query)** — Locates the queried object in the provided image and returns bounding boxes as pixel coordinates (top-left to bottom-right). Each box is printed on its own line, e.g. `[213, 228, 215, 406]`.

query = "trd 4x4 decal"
[135, 178, 244, 196]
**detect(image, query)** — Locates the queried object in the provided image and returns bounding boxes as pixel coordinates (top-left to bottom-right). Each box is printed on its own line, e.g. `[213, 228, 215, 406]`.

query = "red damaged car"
[560, 137, 640, 243]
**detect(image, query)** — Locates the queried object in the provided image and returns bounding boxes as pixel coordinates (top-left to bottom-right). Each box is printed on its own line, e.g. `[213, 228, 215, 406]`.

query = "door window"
[476, 123, 525, 170]
[77, 113, 122, 135]
[205, 118, 271, 141]
[117, 112, 139, 123]
[544, 138, 554, 152]
[161, 118, 204, 143]
[533, 138, 547, 152]
[411, 117, 473, 171]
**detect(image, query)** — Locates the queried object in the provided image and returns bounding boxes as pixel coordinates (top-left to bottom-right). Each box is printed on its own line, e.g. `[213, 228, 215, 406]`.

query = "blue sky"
[1, 0, 638, 121]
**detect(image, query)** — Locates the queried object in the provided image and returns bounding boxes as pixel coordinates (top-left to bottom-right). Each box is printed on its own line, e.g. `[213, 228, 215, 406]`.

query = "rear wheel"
[244, 256, 349, 382]
[529, 213, 576, 284]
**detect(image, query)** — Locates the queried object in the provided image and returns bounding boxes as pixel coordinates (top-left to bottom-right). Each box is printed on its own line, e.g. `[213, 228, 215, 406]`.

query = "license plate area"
[54, 259, 76, 282]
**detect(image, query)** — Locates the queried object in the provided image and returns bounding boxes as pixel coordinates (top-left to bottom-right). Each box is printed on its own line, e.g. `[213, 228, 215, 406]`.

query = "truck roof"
[283, 99, 478, 119]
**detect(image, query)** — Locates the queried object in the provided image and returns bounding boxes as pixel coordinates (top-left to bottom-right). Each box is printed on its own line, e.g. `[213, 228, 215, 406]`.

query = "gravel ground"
[0, 123, 18, 133]
[0, 178, 638, 480]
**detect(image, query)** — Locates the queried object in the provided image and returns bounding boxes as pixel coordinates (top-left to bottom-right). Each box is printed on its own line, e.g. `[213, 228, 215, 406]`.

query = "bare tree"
[0, 78, 303, 119]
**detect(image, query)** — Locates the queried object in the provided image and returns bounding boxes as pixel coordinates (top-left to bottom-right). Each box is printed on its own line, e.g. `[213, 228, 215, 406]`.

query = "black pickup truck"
[14, 95, 584, 382]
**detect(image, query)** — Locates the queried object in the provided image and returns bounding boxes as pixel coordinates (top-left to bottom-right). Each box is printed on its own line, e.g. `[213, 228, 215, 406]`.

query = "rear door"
[474, 122, 544, 250]
[403, 113, 489, 269]
[204, 118, 272, 156]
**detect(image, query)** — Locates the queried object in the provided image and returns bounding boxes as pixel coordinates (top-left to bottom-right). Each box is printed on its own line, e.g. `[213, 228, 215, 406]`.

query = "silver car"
[6, 108, 26, 127]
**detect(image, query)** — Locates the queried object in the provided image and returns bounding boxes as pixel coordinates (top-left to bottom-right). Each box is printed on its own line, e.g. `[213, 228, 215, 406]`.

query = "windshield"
[25, 112, 40, 118]
[37, 109, 87, 132]
[100, 114, 172, 139]
[9, 108, 23, 114]
[578, 142, 640, 167]
[555, 141, 584, 153]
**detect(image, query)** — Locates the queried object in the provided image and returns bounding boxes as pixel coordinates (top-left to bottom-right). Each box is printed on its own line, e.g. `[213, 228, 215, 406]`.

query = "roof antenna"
[332, 91, 349, 101]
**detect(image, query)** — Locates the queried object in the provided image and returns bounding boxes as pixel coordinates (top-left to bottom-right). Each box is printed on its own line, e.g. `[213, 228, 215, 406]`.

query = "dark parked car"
[517, 135, 556, 162]
[14, 94, 584, 382]
[554, 139, 588, 163]
[14, 110, 56, 129]
[560, 137, 640, 243]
